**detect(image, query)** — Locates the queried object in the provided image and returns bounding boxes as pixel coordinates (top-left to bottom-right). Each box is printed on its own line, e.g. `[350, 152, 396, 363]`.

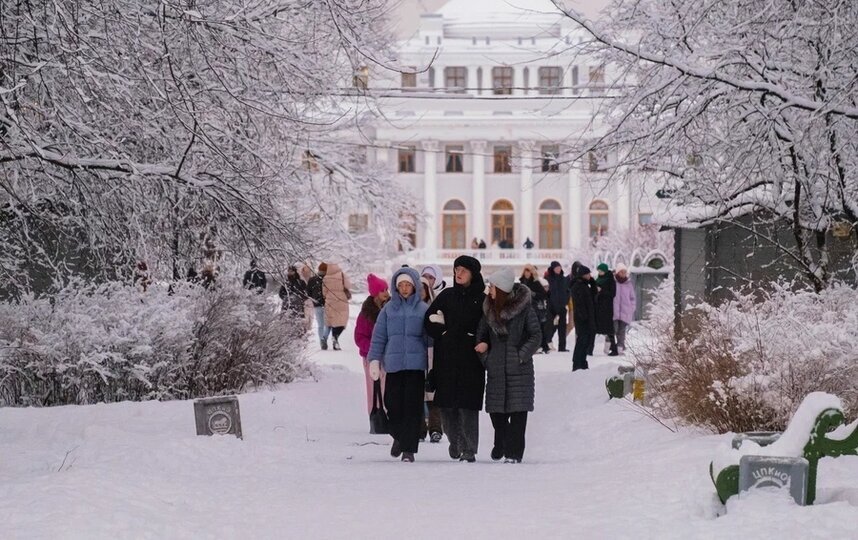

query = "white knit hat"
[395, 273, 415, 287]
[487, 267, 515, 293]
[615, 263, 629, 273]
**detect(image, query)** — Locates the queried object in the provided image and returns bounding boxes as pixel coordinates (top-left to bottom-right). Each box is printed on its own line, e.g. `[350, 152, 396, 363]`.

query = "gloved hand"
[428, 310, 445, 325]
[425, 369, 436, 392]
[369, 360, 381, 381]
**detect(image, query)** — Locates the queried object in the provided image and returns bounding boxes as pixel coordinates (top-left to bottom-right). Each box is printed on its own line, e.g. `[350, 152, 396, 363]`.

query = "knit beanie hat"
[576, 265, 592, 278]
[615, 263, 628, 273]
[488, 267, 516, 293]
[453, 255, 481, 275]
[396, 273, 415, 287]
[596, 263, 609, 273]
[367, 273, 388, 297]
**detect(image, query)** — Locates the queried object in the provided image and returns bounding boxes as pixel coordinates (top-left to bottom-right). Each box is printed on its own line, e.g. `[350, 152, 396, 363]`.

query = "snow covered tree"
[556, 0, 858, 291]
[0, 0, 413, 297]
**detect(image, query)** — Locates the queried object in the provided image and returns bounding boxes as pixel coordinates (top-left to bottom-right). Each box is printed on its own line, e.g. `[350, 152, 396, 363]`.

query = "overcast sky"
[389, 0, 609, 38]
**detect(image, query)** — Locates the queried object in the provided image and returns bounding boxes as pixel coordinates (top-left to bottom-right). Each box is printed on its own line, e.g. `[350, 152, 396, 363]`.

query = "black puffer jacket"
[424, 258, 486, 411]
[477, 284, 541, 414]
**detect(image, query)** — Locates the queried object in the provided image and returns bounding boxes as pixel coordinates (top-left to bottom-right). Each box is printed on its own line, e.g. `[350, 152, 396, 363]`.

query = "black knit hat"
[454, 255, 481, 275]
[575, 265, 592, 278]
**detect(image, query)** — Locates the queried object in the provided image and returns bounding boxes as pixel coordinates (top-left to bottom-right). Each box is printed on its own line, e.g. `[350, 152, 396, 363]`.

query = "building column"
[375, 140, 390, 166]
[568, 162, 583, 250]
[471, 140, 487, 244]
[519, 141, 535, 246]
[468, 66, 479, 96]
[422, 140, 439, 255]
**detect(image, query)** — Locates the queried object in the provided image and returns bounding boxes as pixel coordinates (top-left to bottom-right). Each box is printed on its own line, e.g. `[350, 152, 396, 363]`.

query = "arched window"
[491, 199, 515, 247]
[589, 200, 609, 237]
[442, 199, 467, 249]
[539, 199, 562, 249]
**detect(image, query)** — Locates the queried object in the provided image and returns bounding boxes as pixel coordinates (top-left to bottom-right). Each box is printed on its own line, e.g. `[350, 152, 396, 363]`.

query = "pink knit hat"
[367, 273, 388, 297]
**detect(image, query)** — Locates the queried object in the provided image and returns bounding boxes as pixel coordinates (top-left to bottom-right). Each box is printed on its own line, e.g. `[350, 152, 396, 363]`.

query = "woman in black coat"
[520, 264, 549, 353]
[594, 263, 618, 356]
[279, 266, 307, 317]
[476, 267, 541, 463]
[570, 265, 596, 371]
[424, 255, 486, 462]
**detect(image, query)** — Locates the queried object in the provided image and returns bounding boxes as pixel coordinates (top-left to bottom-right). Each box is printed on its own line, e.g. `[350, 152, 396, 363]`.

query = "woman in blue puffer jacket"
[368, 267, 429, 462]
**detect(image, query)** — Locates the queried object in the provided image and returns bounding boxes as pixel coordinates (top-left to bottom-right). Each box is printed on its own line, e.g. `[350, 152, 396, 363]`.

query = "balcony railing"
[407, 248, 567, 263]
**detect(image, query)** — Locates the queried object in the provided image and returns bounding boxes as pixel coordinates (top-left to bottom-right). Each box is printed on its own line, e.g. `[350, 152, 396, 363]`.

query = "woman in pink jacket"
[612, 263, 636, 355]
[354, 274, 391, 420]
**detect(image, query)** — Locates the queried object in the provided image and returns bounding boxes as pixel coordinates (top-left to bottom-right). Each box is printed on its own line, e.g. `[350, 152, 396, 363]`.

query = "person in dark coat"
[545, 261, 570, 352]
[307, 264, 330, 350]
[520, 264, 550, 353]
[572, 260, 597, 356]
[570, 265, 596, 371]
[242, 258, 267, 293]
[595, 263, 619, 356]
[424, 255, 486, 462]
[278, 266, 307, 317]
[476, 267, 541, 463]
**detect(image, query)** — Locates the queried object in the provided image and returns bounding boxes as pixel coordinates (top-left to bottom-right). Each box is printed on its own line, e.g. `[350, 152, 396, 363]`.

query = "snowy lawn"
[3, 313, 858, 539]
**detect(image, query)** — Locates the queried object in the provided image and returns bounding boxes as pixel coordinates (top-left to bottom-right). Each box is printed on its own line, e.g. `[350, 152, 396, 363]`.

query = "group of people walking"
[356, 256, 635, 464]
[276, 261, 353, 351]
[354, 256, 554, 464]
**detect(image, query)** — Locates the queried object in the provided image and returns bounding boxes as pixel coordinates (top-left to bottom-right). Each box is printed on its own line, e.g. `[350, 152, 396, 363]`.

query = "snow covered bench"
[710, 392, 858, 505]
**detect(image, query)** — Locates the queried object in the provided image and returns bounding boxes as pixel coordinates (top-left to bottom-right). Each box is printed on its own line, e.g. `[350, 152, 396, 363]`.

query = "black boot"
[332, 337, 341, 351]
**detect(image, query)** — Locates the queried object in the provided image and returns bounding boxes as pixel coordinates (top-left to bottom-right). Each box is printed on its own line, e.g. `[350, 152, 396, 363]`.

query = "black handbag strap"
[372, 379, 383, 411]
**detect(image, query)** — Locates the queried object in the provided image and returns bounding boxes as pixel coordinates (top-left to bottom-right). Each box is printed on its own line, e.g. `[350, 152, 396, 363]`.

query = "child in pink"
[354, 273, 391, 418]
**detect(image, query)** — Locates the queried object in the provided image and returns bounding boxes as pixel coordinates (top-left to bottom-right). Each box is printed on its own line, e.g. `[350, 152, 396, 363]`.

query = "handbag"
[369, 379, 389, 434]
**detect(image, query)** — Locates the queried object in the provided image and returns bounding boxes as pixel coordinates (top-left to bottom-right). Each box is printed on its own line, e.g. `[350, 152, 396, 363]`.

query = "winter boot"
[390, 439, 402, 458]
[459, 453, 476, 463]
[448, 444, 461, 460]
[503, 458, 521, 464]
[491, 447, 504, 461]
[332, 337, 341, 351]
[401, 452, 415, 462]
[320, 339, 328, 351]
[430, 431, 442, 443]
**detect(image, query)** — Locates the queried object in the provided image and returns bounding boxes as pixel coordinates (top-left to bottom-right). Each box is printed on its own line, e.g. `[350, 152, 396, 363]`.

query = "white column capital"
[470, 140, 487, 152]
[421, 140, 440, 152]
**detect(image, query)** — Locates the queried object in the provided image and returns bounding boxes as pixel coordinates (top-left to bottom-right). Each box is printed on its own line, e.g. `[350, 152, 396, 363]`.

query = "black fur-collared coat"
[476, 284, 541, 414]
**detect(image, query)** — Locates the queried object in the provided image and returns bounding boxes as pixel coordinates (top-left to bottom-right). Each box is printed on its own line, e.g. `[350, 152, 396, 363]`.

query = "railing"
[407, 249, 567, 262]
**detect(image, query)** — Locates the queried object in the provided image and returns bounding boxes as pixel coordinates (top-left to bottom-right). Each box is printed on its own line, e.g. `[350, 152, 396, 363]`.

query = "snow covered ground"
[3, 306, 858, 539]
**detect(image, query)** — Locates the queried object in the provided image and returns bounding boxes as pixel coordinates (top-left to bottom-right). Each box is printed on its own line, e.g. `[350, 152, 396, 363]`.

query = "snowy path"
[2, 308, 858, 539]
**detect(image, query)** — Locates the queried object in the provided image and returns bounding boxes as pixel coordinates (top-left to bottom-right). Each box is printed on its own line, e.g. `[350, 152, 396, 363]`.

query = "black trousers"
[441, 408, 480, 458]
[331, 326, 345, 339]
[384, 370, 425, 453]
[490, 412, 528, 460]
[573, 328, 592, 371]
[546, 307, 567, 350]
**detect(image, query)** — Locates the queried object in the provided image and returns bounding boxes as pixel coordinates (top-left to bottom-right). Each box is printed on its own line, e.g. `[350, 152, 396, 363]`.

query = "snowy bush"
[635, 283, 858, 433]
[0, 281, 309, 406]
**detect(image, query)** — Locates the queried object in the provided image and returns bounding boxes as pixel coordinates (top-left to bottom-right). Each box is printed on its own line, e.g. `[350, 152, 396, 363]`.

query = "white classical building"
[359, 0, 661, 269]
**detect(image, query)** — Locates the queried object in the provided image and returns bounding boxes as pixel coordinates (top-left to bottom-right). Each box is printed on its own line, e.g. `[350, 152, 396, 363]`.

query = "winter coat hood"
[389, 267, 423, 307]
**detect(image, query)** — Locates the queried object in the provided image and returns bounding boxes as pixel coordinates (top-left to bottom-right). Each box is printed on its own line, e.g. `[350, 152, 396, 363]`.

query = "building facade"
[359, 0, 661, 268]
